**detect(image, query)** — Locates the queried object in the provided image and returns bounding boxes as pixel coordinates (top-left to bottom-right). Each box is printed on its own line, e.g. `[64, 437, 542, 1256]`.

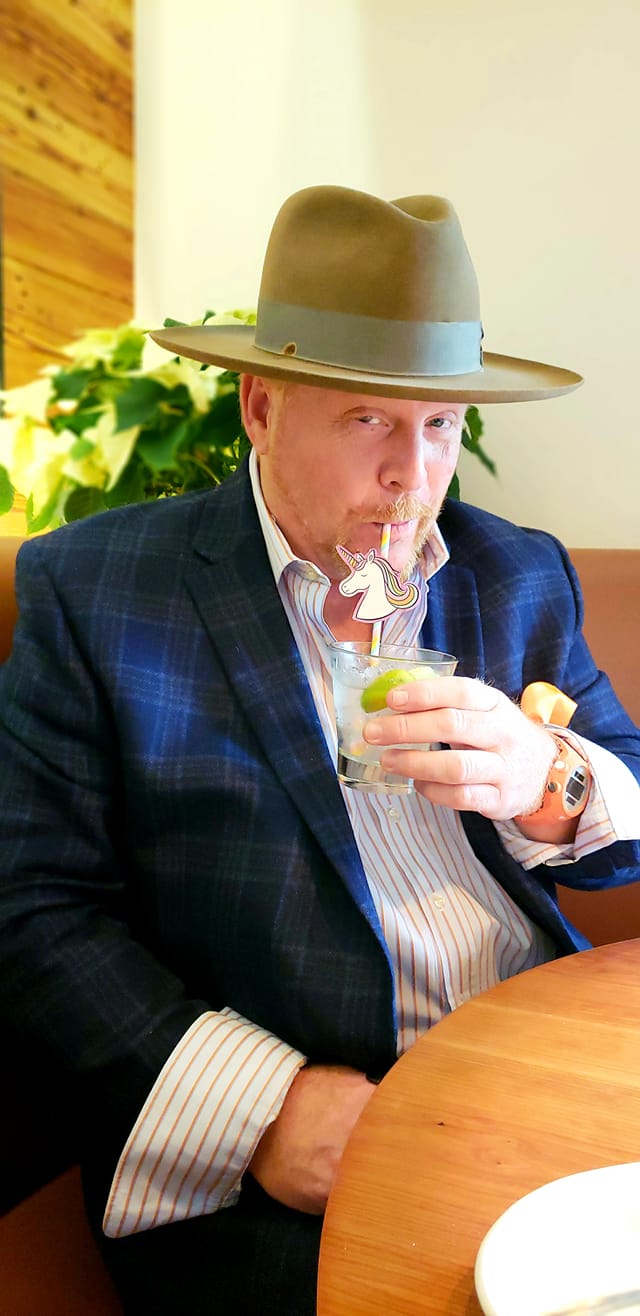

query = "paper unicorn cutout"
[336, 544, 419, 623]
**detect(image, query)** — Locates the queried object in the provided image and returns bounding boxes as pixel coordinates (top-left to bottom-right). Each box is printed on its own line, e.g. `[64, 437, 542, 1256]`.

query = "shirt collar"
[248, 447, 449, 587]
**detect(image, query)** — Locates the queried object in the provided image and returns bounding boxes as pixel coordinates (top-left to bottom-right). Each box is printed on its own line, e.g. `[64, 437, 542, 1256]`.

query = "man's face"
[242, 378, 466, 580]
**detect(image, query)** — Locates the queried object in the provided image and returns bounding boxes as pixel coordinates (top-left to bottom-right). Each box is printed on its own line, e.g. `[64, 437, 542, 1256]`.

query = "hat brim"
[150, 324, 582, 403]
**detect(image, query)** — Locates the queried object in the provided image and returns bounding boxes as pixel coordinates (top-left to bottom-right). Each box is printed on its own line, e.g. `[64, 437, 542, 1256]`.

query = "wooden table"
[318, 940, 640, 1315]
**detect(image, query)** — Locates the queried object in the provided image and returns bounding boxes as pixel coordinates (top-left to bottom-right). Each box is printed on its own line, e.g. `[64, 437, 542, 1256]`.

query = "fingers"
[364, 679, 524, 755]
[364, 703, 503, 753]
[386, 676, 502, 714]
[382, 749, 504, 815]
[413, 777, 502, 815]
[380, 743, 503, 814]
[380, 746, 497, 782]
[378, 743, 521, 817]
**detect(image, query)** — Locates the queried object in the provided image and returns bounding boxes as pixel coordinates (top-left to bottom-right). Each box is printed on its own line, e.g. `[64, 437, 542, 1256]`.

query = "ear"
[239, 375, 278, 454]
[366, 549, 375, 562]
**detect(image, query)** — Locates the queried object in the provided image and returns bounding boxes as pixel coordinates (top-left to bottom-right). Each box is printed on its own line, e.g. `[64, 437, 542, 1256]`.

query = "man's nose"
[380, 430, 426, 492]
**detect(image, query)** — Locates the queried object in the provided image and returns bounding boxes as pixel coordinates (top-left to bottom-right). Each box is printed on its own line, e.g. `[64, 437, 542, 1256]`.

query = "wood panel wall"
[0, 0, 133, 387]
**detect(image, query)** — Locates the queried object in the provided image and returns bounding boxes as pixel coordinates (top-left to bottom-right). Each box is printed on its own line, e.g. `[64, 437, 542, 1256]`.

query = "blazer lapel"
[183, 469, 384, 935]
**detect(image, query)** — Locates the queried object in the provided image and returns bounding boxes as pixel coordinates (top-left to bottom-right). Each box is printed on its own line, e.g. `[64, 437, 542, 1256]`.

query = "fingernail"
[389, 688, 408, 706]
[365, 721, 382, 743]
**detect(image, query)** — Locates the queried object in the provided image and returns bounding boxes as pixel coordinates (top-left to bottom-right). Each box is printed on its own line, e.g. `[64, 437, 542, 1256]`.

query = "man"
[1, 186, 639, 1315]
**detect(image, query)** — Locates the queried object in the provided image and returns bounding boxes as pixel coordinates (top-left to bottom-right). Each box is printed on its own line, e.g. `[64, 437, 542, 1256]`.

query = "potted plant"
[0, 312, 495, 533]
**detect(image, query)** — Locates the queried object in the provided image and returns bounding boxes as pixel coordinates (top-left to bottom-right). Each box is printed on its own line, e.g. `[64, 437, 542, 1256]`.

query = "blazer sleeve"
[487, 525, 640, 884]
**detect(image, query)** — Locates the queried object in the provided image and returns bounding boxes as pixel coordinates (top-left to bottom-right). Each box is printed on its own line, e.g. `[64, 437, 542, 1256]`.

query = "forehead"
[280, 381, 467, 420]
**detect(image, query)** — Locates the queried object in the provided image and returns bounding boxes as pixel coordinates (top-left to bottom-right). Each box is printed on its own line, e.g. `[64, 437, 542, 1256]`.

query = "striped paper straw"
[370, 522, 391, 656]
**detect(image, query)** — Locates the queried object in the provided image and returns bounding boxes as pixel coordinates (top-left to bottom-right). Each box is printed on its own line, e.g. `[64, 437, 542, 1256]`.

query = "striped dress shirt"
[104, 451, 639, 1237]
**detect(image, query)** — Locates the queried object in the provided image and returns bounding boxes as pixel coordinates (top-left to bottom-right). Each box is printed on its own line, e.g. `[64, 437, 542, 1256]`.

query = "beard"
[329, 494, 437, 581]
[266, 449, 437, 581]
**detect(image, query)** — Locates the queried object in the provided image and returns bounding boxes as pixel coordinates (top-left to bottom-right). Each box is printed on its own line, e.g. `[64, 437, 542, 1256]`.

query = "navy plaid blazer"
[1, 461, 639, 1173]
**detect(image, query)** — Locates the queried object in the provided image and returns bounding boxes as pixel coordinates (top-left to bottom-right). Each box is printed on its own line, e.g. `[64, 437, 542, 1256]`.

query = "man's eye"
[428, 416, 450, 429]
[357, 415, 382, 425]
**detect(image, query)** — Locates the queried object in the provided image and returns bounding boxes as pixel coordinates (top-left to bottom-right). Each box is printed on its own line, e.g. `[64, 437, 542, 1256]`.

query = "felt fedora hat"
[151, 185, 582, 403]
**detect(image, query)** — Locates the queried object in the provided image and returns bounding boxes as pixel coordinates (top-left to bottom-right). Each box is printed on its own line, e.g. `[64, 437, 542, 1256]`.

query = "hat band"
[255, 298, 483, 377]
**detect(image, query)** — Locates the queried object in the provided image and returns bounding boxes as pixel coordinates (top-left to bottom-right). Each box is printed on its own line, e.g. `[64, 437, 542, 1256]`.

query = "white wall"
[135, 0, 375, 315]
[136, 0, 640, 547]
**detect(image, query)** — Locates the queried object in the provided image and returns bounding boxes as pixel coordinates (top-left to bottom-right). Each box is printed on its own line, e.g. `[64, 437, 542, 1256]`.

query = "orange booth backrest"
[0, 537, 20, 664]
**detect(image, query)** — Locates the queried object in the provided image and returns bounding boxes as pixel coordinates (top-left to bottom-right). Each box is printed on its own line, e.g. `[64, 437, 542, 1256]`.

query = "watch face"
[564, 766, 589, 811]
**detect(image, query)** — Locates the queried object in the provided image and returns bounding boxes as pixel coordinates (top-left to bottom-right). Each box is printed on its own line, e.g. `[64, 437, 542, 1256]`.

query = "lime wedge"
[360, 664, 437, 714]
[413, 664, 436, 682]
[361, 669, 415, 714]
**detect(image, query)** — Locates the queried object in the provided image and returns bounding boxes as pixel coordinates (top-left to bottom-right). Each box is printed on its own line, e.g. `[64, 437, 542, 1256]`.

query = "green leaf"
[114, 378, 167, 432]
[54, 405, 105, 438]
[26, 480, 72, 533]
[447, 471, 460, 501]
[0, 464, 15, 515]
[63, 485, 107, 523]
[136, 419, 191, 474]
[209, 389, 242, 423]
[462, 405, 496, 476]
[197, 390, 243, 454]
[51, 368, 94, 401]
[217, 431, 251, 481]
[461, 431, 497, 476]
[159, 383, 192, 416]
[111, 327, 146, 372]
[69, 437, 95, 460]
[104, 458, 147, 508]
[163, 317, 189, 328]
[464, 405, 484, 442]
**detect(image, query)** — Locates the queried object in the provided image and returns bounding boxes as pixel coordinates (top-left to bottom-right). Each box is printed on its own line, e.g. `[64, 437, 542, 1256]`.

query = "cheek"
[426, 446, 460, 495]
[321, 457, 363, 506]
[438, 443, 461, 475]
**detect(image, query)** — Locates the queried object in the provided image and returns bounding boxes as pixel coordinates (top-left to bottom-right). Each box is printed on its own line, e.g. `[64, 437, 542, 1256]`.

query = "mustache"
[365, 496, 433, 524]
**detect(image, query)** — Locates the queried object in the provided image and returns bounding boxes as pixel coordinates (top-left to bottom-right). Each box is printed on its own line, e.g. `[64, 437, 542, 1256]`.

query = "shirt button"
[388, 807, 401, 820]
[433, 894, 446, 910]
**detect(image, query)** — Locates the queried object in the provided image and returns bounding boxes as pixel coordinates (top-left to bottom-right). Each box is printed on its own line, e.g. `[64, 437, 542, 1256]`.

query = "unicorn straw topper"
[335, 543, 419, 624]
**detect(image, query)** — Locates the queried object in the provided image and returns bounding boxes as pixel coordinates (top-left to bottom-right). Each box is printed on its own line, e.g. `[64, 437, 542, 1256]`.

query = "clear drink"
[329, 641, 457, 794]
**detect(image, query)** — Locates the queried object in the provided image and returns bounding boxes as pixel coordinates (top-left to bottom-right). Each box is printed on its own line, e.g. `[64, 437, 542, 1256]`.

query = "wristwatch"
[514, 682, 592, 830]
[515, 737, 591, 829]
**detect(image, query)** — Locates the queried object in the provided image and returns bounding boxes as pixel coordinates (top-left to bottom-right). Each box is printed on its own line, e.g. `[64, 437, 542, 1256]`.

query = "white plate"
[475, 1162, 640, 1315]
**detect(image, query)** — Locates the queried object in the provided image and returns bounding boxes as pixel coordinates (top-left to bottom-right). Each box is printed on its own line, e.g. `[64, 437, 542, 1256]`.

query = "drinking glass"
[329, 641, 457, 795]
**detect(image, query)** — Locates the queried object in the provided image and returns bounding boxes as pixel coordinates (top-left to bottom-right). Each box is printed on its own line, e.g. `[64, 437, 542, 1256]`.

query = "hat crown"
[258, 185, 480, 324]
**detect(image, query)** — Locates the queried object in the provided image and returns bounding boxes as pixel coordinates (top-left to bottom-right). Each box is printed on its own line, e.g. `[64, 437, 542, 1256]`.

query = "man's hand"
[248, 1063, 375, 1214]
[363, 675, 558, 821]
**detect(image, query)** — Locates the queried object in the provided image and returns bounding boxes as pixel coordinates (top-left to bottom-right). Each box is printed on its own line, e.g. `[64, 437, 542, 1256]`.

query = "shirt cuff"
[495, 727, 640, 870]
[102, 1008, 306, 1238]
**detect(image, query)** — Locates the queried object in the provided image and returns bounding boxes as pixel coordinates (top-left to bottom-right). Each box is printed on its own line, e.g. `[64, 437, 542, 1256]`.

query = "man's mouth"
[371, 519, 418, 543]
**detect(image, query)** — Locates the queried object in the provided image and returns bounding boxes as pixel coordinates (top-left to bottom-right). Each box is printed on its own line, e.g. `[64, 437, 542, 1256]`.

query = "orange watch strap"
[514, 736, 591, 829]
[516, 682, 591, 829]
